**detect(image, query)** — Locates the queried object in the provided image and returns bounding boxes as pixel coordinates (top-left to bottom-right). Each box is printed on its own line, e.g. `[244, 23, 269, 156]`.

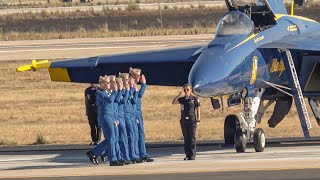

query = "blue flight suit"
[113, 91, 123, 161]
[136, 83, 147, 158]
[131, 91, 140, 158]
[124, 87, 139, 160]
[117, 89, 131, 161]
[91, 90, 118, 163]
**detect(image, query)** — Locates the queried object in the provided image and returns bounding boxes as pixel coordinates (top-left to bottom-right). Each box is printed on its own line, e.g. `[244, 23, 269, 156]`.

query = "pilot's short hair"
[109, 75, 116, 82]
[99, 75, 110, 83]
[115, 77, 123, 83]
[182, 83, 192, 89]
[129, 67, 141, 76]
[119, 73, 129, 80]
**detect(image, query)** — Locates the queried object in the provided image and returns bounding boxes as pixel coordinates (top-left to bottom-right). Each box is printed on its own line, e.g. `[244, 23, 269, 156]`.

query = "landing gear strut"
[224, 88, 266, 153]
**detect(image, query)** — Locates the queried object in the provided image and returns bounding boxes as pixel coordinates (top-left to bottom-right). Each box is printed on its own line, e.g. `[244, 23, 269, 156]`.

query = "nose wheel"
[253, 128, 265, 152]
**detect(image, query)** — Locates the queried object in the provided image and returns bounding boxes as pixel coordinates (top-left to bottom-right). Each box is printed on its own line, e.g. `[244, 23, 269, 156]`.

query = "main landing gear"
[224, 88, 266, 153]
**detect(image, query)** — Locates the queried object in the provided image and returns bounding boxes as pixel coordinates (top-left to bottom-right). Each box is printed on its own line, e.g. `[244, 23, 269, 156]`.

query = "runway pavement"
[1, 142, 320, 179]
[0, 34, 212, 61]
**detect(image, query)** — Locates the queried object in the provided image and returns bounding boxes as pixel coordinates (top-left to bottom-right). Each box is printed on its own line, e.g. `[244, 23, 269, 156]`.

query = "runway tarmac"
[0, 34, 212, 61]
[1, 142, 320, 179]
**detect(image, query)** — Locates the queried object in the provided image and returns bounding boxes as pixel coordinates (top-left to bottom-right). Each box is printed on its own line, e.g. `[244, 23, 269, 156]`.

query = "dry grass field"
[0, 60, 320, 146]
[2, 0, 211, 6]
[0, 5, 319, 41]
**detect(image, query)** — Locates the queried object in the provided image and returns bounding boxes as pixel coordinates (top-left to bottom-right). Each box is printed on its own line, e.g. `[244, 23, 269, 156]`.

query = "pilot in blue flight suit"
[129, 68, 154, 162]
[131, 82, 140, 160]
[86, 75, 124, 166]
[115, 76, 131, 165]
[123, 74, 143, 164]
[109, 75, 123, 164]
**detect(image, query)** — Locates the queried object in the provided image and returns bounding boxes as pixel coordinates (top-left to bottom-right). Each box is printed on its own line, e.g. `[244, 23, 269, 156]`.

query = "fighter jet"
[17, 0, 320, 153]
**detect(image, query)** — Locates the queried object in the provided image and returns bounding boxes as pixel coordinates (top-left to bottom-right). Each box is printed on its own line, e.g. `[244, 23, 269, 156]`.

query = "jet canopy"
[216, 11, 254, 36]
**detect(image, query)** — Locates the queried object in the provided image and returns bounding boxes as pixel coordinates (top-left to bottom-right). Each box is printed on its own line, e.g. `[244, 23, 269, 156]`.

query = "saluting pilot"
[86, 75, 124, 166]
[172, 84, 200, 160]
[122, 73, 143, 163]
[109, 75, 123, 164]
[129, 68, 154, 162]
[114, 76, 131, 165]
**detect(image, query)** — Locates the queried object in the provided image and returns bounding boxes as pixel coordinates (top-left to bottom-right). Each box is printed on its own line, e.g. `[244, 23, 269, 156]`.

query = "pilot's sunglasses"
[184, 89, 190, 92]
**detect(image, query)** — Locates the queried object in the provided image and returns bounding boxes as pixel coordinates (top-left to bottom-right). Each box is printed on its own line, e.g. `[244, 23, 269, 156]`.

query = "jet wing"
[260, 30, 320, 51]
[17, 45, 204, 86]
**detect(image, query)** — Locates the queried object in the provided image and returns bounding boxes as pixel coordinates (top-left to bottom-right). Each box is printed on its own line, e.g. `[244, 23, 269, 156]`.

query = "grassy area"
[1, 0, 215, 7]
[0, 5, 319, 41]
[0, 27, 214, 41]
[0, 7, 222, 41]
[0, 60, 320, 146]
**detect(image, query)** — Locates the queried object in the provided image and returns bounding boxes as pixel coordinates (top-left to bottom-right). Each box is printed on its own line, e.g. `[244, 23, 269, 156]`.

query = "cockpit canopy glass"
[216, 11, 254, 36]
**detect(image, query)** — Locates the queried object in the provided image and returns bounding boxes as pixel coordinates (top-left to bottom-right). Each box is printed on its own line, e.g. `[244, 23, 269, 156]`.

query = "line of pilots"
[86, 68, 154, 166]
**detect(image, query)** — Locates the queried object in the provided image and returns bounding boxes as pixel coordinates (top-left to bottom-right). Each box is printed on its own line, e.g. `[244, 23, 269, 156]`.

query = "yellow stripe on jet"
[48, 68, 71, 82]
[275, 14, 317, 23]
[227, 33, 257, 52]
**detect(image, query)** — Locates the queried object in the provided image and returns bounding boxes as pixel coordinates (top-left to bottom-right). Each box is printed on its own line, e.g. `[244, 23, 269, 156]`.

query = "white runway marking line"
[0, 155, 59, 162]
[0, 39, 209, 49]
[0, 45, 169, 53]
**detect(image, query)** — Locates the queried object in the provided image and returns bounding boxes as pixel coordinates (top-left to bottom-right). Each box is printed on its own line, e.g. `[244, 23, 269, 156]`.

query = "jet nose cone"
[189, 67, 208, 96]
[188, 47, 231, 97]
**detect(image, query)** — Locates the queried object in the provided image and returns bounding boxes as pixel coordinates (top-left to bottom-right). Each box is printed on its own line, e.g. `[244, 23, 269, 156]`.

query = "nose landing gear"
[224, 88, 266, 153]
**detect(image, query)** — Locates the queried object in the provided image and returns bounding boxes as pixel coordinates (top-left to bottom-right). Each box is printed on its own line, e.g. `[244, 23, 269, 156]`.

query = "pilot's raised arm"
[172, 91, 183, 104]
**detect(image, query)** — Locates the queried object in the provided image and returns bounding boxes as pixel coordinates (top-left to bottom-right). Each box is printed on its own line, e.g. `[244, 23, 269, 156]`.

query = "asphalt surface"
[0, 34, 211, 61]
[6, 169, 320, 180]
[1, 142, 320, 179]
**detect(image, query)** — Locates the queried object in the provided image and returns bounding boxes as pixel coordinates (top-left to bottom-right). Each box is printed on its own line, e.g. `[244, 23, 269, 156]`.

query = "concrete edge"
[1, 137, 320, 152]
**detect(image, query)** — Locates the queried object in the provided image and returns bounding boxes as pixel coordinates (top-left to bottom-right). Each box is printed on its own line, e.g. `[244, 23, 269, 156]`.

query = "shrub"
[35, 133, 48, 144]
[127, 3, 140, 11]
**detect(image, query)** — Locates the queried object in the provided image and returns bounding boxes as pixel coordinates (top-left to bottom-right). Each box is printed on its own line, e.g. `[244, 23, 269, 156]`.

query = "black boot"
[86, 151, 98, 165]
[135, 158, 143, 163]
[110, 161, 124, 166]
[119, 159, 131, 165]
[100, 155, 107, 164]
[142, 157, 154, 162]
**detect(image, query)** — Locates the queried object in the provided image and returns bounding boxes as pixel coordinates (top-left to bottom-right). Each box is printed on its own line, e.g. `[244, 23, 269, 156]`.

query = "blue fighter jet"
[17, 0, 320, 153]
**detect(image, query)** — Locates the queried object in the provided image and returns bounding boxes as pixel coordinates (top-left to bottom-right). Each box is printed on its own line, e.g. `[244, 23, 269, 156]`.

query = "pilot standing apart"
[129, 68, 154, 162]
[172, 84, 200, 160]
[84, 84, 101, 145]
[86, 76, 124, 166]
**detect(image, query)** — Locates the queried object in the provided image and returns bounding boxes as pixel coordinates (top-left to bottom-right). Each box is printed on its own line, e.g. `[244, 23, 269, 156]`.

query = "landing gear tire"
[224, 115, 239, 145]
[254, 128, 265, 152]
[234, 130, 246, 153]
